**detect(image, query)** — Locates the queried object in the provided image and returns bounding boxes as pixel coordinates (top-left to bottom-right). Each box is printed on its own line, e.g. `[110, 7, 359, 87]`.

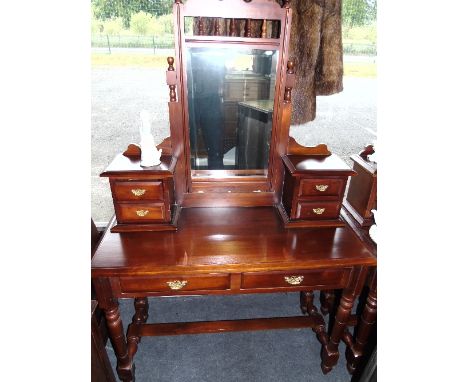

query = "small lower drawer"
[295, 201, 341, 220]
[241, 269, 349, 290]
[119, 274, 231, 293]
[116, 203, 166, 223]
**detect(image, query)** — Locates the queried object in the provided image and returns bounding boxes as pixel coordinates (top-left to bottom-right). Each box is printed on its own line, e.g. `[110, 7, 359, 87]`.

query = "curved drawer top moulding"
[182, 0, 285, 20]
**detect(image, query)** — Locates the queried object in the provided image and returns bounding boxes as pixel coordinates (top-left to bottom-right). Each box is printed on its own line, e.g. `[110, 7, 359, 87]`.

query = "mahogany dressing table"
[92, 1, 377, 381]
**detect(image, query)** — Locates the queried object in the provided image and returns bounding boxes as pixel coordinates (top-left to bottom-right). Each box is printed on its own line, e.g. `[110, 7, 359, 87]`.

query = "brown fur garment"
[286, 0, 343, 124]
[195, 0, 344, 125]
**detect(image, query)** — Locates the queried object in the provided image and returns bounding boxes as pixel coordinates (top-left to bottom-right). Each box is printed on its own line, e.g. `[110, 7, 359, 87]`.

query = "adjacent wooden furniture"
[236, 100, 274, 169]
[223, 74, 270, 153]
[92, 301, 117, 382]
[92, 1, 376, 381]
[342, 145, 377, 227]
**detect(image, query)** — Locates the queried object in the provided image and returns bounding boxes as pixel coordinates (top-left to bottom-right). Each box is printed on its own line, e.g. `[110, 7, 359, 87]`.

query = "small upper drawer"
[113, 181, 164, 201]
[116, 202, 166, 223]
[296, 201, 341, 220]
[241, 269, 349, 290]
[119, 274, 231, 293]
[298, 178, 344, 197]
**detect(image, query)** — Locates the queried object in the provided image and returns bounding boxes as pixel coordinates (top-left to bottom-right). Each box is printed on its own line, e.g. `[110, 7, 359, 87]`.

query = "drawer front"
[116, 203, 166, 223]
[119, 274, 231, 293]
[113, 181, 164, 201]
[241, 269, 349, 290]
[299, 178, 345, 197]
[296, 201, 341, 220]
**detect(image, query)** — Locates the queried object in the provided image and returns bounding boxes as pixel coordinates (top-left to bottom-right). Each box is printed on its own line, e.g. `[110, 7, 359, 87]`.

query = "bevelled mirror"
[187, 46, 278, 174]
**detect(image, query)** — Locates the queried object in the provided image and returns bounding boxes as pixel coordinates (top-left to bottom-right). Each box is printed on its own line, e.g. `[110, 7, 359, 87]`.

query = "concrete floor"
[91, 68, 376, 223]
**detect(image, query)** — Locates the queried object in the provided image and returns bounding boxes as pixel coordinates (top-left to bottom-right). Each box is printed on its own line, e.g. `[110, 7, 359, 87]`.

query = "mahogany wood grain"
[134, 316, 323, 336]
[92, 207, 376, 278]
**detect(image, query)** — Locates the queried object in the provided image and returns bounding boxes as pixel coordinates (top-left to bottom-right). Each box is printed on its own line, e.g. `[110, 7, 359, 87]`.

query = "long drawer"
[119, 274, 231, 293]
[241, 269, 350, 290]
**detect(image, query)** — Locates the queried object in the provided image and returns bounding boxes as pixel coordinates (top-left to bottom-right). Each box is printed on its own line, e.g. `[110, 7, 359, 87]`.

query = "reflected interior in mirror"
[186, 47, 278, 175]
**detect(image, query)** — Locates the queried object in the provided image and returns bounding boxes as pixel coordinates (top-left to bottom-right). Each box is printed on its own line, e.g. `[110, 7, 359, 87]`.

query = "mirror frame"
[167, 0, 294, 207]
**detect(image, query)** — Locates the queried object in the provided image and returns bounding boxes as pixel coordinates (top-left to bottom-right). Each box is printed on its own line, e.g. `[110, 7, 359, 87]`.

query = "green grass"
[92, 53, 377, 78]
[91, 53, 169, 68]
[344, 62, 377, 78]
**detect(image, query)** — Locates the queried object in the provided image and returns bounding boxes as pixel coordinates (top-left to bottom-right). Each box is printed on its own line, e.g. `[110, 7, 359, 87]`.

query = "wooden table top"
[91, 207, 376, 277]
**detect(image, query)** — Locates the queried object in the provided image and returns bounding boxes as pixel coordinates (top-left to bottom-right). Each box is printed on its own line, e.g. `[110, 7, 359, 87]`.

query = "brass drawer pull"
[131, 189, 147, 197]
[315, 185, 329, 192]
[136, 210, 149, 217]
[313, 208, 325, 215]
[166, 280, 188, 290]
[284, 276, 304, 285]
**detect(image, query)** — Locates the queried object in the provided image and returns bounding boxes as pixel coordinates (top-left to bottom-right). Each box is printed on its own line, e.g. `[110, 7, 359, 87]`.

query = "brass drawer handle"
[131, 189, 147, 197]
[284, 276, 304, 285]
[315, 185, 329, 192]
[167, 280, 188, 290]
[136, 210, 149, 217]
[313, 208, 325, 215]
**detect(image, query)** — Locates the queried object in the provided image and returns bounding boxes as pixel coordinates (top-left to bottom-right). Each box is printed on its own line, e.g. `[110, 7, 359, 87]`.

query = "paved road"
[91, 67, 376, 223]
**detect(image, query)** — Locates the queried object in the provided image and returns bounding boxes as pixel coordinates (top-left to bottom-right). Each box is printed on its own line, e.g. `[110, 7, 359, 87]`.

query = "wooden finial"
[167, 57, 176, 102]
[167, 57, 175, 71]
[229, 19, 236, 37]
[261, 19, 267, 38]
[174, 0, 182, 4]
[197, 17, 205, 35]
[284, 60, 295, 103]
[244, 19, 252, 37]
[283, 0, 291, 8]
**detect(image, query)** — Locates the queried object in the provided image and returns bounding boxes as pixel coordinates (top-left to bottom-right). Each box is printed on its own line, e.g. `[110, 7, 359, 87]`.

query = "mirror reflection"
[187, 47, 278, 174]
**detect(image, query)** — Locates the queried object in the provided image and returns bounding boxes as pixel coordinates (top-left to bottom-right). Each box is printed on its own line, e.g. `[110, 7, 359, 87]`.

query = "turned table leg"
[319, 290, 336, 315]
[127, 297, 150, 360]
[321, 267, 368, 374]
[94, 278, 135, 382]
[346, 270, 377, 374]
